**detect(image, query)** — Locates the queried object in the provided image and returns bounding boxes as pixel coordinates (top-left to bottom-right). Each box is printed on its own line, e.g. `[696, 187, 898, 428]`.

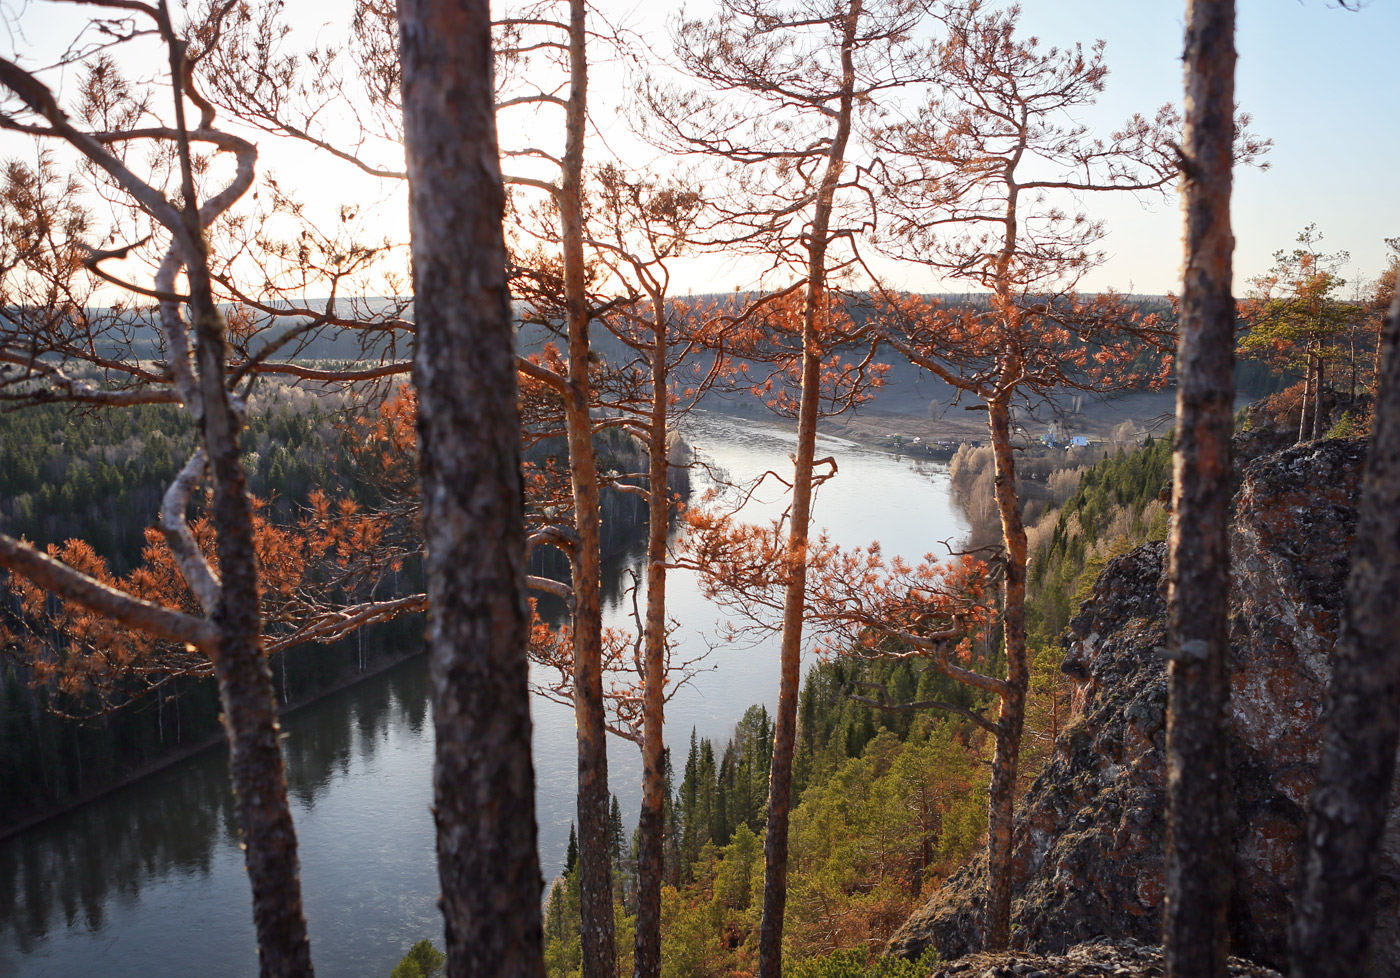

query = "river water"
[0, 412, 967, 978]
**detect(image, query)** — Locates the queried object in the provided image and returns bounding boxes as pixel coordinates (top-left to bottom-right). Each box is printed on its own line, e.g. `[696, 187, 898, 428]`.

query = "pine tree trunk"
[983, 395, 1029, 952]
[1165, 4, 1236, 976]
[1313, 354, 1326, 440]
[634, 300, 670, 978]
[756, 8, 861, 976]
[1290, 289, 1400, 978]
[399, 3, 545, 976]
[558, 3, 616, 973]
[184, 216, 313, 978]
[757, 297, 821, 978]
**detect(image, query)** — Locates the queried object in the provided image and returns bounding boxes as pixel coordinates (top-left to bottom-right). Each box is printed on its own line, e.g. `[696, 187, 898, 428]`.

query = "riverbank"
[0, 632, 426, 843]
[822, 390, 1182, 451]
[2, 412, 973, 978]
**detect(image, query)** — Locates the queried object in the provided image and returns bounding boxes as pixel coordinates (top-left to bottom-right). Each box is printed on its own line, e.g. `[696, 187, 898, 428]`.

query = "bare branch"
[0, 533, 217, 650]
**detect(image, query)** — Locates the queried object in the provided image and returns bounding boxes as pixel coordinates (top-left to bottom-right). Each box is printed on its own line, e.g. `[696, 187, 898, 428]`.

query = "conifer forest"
[0, 2, 1397, 978]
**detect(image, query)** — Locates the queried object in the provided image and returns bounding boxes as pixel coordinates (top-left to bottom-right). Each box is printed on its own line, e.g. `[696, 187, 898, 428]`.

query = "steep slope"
[887, 438, 1398, 973]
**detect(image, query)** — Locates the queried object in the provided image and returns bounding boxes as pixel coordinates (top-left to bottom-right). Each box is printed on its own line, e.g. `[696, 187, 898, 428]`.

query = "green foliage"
[1327, 411, 1360, 438]
[785, 722, 985, 954]
[713, 823, 761, 912]
[672, 705, 774, 881]
[784, 946, 941, 978]
[543, 871, 582, 978]
[565, 822, 579, 876]
[541, 673, 987, 978]
[389, 940, 444, 978]
[793, 656, 989, 800]
[0, 390, 362, 574]
[1025, 434, 1173, 645]
[1239, 225, 1352, 375]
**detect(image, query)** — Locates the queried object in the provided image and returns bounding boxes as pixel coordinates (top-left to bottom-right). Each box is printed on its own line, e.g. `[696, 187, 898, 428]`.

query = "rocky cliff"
[920, 941, 1281, 978]
[887, 438, 1399, 973]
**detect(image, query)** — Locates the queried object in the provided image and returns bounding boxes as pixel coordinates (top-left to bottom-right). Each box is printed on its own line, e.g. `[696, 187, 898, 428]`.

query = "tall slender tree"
[650, 4, 924, 971]
[397, 2, 545, 976]
[495, 3, 618, 971]
[1165, 2, 1237, 977]
[1239, 225, 1352, 442]
[587, 165, 714, 978]
[871, 2, 1185, 947]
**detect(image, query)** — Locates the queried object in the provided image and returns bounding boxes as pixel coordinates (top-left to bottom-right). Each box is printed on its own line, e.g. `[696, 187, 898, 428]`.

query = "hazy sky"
[1003, 0, 1400, 296]
[3, 0, 1396, 298]
[573, 0, 1400, 296]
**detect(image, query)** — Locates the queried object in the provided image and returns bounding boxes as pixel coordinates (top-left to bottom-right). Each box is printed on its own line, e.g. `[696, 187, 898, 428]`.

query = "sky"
[1004, 0, 1400, 296]
[2, 0, 1396, 299]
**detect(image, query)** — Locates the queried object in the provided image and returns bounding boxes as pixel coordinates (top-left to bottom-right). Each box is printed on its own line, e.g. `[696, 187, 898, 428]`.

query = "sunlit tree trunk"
[983, 393, 1029, 951]
[634, 294, 670, 978]
[1165, 3, 1236, 976]
[1299, 353, 1313, 443]
[759, 294, 823, 978]
[556, 3, 616, 973]
[1290, 289, 1400, 978]
[757, 9, 861, 977]
[399, 2, 544, 975]
[190, 286, 314, 978]
[1313, 354, 1326, 440]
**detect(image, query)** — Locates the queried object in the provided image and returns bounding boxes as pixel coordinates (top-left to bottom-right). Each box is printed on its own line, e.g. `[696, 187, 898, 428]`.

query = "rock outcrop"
[923, 941, 1281, 978]
[887, 438, 1399, 973]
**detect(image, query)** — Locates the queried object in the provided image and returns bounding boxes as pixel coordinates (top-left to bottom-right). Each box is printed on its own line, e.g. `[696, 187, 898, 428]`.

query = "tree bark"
[1289, 289, 1400, 978]
[191, 284, 314, 978]
[983, 394, 1030, 951]
[758, 299, 822, 978]
[170, 65, 314, 975]
[557, 3, 616, 974]
[1165, 4, 1236, 977]
[757, 12, 861, 978]
[1313, 354, 1326, 440]
[1299, 352, 1314, 443]
[634, 296, 670, 978]
[399, 3, 545, 976]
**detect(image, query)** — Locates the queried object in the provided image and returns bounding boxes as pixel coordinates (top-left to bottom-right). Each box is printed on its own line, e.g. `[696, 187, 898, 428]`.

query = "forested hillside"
[527, 430, 1178, 976]
[0, 388, 349, 572]
[0, 386, 414, 829]
[541, 662, 987, 978]
[2, 1, 1396, 977]
[0, 385, 682, 831]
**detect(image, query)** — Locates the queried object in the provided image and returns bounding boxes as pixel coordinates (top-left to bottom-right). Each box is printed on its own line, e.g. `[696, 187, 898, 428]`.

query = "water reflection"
[0, 654, 439, 978]
[0, 412, 968, 978]
[0, 734, 234, 955]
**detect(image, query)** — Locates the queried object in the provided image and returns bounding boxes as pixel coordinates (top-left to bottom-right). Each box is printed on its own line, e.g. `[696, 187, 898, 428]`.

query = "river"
[0, 411, 968, 978]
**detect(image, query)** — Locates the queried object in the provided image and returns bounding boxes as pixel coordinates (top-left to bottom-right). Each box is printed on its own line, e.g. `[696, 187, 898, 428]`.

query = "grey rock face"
[922, 940, 1281, 978]
[887, 439, 1397, 973]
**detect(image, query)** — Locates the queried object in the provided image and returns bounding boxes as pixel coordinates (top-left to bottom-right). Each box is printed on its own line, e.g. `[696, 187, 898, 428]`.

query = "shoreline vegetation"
[0, 630, 425, 844]
[0, 389, 1191, 839]
[530, 426, 1186, 978]
[8, 381, 1373, 978]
